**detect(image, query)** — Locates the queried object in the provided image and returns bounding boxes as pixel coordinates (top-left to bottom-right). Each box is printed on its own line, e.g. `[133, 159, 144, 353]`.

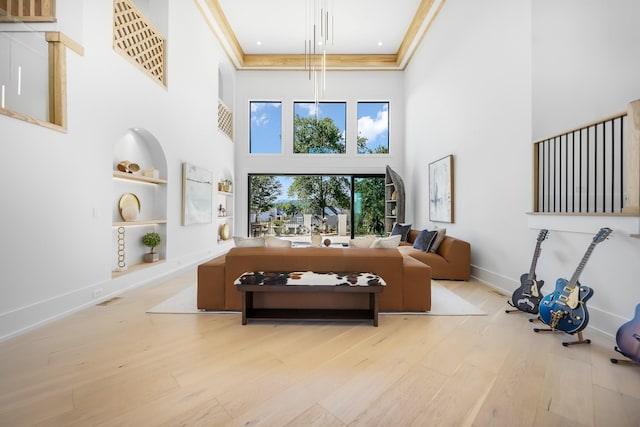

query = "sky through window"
[250, 101, 282, 153]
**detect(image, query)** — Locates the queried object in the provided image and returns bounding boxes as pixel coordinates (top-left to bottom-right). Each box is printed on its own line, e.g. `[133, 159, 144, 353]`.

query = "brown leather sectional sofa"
[397, 229, 471, 281]
[197, 246, 432, 312]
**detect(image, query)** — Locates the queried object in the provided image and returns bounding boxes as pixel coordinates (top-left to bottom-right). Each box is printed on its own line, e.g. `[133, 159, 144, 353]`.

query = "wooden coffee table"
[234, 271, 385, 326]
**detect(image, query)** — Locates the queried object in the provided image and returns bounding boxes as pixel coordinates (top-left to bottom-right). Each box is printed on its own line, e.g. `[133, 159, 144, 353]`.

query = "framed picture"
[182, 163, 213, 225]
[429, 155, 454, 223]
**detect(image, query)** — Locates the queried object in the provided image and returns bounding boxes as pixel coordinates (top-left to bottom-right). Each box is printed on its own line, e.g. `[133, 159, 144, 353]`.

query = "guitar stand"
[504, 302, 543, 323]
[505, 300, 521, 314]
[610, 347, 640, 366]
[505, 301, 541, 321]
[532, 328, 591, 346]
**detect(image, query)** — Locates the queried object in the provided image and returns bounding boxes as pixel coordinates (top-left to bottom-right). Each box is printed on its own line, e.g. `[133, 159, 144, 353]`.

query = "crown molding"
[196, 0, 446, 71]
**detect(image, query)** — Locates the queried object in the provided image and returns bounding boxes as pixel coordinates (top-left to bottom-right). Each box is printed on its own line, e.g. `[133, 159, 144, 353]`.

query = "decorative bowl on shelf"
[219, 223, 230, 240]
[117, 160, 140, 174]
[119, 193, 140, 221]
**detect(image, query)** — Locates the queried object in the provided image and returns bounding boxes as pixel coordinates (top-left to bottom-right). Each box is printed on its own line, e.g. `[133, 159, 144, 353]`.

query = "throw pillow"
[412, 229, 437, 252]
[233, 236, 265, 247]
[429, 227, 447, 253]
[265, 236, 292, 247]
[370, 234, 401, 248]
[390, 223, 412, 242]
[349, 236, 376, 248]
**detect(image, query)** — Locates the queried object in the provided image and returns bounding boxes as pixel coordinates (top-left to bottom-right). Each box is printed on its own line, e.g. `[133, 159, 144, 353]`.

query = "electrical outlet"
[92, 288, 103, 298]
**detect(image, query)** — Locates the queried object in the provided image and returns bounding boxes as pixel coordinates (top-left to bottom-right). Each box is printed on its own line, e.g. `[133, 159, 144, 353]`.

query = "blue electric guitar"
[539, 227, 612, 334]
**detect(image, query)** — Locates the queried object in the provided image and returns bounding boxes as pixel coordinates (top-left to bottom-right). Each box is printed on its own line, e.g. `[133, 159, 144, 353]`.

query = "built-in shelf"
[112, 219, 167, 227]
[112, 170, 167, 184]
[112, 128, 168, 276]
[217, 188, 233, 240]
[385, 166, 405, 234]
[112, 260, 166, 278]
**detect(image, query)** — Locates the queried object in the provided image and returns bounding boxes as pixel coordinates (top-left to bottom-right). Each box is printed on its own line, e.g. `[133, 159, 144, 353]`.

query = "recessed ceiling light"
[377, 41, 383, 46]
[256, 41, 262, 46]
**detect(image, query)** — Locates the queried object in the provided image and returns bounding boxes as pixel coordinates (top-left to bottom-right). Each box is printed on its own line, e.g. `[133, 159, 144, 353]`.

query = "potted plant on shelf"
[219, 179, 232, 193]
[272, 219, 285, 236]
[142, 232, 161, 263]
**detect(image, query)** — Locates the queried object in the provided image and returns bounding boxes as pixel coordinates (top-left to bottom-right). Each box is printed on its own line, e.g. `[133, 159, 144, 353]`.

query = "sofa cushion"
[413, 229, 437, 251]
[349, 236, 377, 248]
[265, 236, 292, 247]
[234, 236, 265, 247]
[429, 227, 447, 253]
[390, 223, 412, 242]
[371, 234, 401, 248]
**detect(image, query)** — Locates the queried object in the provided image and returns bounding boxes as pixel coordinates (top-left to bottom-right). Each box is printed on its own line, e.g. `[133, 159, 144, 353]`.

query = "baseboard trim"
[0, 249, 227, 343]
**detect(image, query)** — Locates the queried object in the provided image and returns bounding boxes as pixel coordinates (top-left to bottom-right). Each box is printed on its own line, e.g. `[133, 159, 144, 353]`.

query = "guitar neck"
[527, 244, 542, 279]
[567, 242, 598, 289]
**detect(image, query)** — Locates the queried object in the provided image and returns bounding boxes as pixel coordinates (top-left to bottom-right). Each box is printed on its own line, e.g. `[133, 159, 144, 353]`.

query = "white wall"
[0, 0, 234, 340]
[404, 0, 533, 283]
[532, 0, 640, 139]
[234, 70, 405, 236]
[404, 0, 640, 336]
[530, 0, 640, 335]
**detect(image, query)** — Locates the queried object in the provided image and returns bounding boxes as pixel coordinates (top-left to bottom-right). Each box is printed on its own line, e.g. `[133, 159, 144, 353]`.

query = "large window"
[294, 102, 346, 154]
[250, 101, 282, 153]
[248, 174, 385, 242]
[357, 102, 389, 154]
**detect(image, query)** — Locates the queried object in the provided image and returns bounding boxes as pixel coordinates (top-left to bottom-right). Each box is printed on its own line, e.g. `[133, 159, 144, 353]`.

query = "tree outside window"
[294, 102, 346, 154]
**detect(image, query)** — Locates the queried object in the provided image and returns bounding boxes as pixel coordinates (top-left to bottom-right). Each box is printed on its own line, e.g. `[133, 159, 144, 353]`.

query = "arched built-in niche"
[112, 128, 168, 275]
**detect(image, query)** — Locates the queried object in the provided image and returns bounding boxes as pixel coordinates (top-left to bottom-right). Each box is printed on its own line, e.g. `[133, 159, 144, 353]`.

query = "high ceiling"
[197, 0, 445, 70]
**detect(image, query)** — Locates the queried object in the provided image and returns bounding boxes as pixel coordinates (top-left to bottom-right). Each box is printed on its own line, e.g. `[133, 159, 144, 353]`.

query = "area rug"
[147, 282, 486, 316]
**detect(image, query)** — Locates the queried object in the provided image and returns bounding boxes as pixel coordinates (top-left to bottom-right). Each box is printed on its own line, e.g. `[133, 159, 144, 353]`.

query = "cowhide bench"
[234, 271, 386, 326]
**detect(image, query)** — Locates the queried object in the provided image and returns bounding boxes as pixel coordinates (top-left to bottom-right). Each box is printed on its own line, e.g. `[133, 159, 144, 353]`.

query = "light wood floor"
[1, 269, 638, 427]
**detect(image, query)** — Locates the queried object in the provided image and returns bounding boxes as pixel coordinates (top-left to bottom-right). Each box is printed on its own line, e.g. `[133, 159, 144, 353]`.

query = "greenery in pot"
[142, 232, 161, 254]
[272, 219, 285, 235]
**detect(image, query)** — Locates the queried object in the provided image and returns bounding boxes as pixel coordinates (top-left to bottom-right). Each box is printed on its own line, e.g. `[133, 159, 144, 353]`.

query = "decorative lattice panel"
[113, 0, 166, 86]
[0, 0, 55, 22]
[218, 100, 233, 141]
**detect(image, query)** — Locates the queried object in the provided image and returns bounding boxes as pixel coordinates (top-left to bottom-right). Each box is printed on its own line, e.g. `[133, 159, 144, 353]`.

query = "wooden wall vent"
[113, 0, 166, 86]
[218, 99, 233, 141]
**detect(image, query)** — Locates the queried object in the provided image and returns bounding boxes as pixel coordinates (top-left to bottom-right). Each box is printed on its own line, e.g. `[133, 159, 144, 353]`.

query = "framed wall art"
[429, 155, 454, 223]
[182, 163, 213, 225]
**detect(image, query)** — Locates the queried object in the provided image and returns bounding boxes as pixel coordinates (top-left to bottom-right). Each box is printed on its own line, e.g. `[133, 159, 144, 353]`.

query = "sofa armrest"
[436, 236, 471, 280]
[402, 256, 431, 311]
[197, 255, 226, 310]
